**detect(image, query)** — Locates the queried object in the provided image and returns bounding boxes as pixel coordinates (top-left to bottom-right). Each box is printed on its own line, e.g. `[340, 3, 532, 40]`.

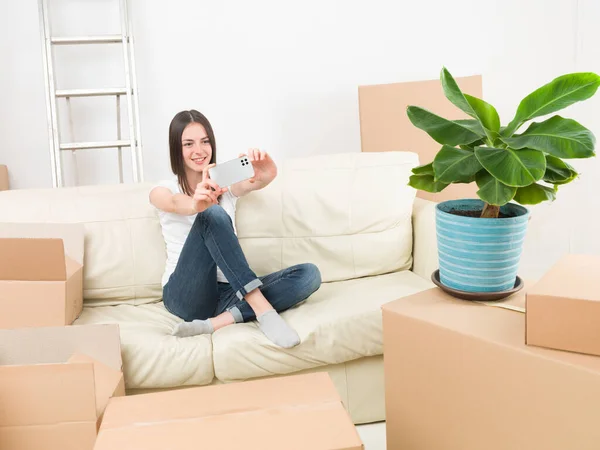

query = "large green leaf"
[505, 72, 600, 136]
[464, 94, 501, 133]
[475, 171, 517, 206]
[502, 115, 595, 159]
[408, 174, 449, 193]
[474, 146, 546, 187]
[411, 163, 435, 176]
[433, 145, 482, 183]
[513, 183, 557, 205]
[440, 68, 499, 142]
[441, 67, 476, 117]
[543, 155, 578, 185]
[406, 106, 482, 145]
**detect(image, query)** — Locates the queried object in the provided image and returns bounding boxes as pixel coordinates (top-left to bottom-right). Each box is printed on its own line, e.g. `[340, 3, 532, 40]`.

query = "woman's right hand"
[192, 164, 228, 213]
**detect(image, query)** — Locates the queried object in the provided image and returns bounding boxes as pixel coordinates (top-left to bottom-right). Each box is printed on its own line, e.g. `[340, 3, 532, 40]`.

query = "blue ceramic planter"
[435, 199, 529, 293]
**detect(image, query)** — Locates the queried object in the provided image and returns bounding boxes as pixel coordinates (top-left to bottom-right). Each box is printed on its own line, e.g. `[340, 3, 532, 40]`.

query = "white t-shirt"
[152, 177, 238, 287]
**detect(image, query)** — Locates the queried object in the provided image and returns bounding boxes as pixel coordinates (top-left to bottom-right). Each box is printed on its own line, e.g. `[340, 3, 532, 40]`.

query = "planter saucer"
[431, 270, 524, 301]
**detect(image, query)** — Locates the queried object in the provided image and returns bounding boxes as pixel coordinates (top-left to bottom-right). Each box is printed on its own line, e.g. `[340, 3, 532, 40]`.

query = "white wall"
[1, 0, 598, 278]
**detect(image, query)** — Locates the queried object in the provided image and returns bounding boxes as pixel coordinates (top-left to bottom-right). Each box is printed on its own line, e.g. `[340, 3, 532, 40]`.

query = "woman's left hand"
[239, 149, 277, 185]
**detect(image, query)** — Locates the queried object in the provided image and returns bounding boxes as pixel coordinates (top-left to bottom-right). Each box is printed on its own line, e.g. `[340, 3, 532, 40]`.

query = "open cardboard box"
[0, 324, 125, 450]
[527, 254, 600, 356]
[95, 372, 363, 450]
[0, 223, 84, 328]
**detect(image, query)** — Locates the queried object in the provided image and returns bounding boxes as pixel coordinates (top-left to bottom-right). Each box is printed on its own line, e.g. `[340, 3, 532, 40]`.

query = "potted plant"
[407, 68, 599, 294]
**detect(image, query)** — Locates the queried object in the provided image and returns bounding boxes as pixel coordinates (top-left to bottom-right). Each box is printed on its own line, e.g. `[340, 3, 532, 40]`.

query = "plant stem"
[481, 202, 500, 218]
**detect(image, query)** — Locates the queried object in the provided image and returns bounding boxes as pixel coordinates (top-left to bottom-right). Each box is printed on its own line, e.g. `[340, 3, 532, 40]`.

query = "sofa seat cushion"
[212, 270, 433, 382]
[74, 302, 214, 389]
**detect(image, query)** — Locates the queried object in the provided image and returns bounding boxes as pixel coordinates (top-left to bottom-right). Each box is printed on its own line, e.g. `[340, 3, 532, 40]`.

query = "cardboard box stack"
[0, 324, 125, 450]
[382, 271, 600, 450]
[0, 222, 126, 449]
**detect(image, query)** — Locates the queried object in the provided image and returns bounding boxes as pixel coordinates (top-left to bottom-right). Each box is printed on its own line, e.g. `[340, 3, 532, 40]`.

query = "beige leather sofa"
[0, 151, 438, 424]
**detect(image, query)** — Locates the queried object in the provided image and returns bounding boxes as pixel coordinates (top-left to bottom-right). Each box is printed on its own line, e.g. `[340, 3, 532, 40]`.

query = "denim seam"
[202, 212, 246, 291]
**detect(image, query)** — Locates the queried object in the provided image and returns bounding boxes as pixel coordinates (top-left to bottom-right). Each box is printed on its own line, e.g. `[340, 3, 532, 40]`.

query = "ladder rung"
[60, 140, 131, 151]
[56, 88, 129, 98]
[51, 35, 123, 45]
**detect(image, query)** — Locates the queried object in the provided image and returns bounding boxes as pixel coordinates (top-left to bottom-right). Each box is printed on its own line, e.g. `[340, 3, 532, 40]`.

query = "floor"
[356, 421, 386, 449]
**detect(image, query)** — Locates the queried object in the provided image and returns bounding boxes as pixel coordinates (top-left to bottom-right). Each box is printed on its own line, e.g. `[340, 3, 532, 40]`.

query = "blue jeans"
[163, 205, 322, 323]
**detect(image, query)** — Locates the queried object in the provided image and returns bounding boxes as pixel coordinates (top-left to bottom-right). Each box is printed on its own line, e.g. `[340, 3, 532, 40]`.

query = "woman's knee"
[196, 205, 231, 227]
[202, 204, 229, 220]
[297, 263, 322, 293]
[163, 285, 211, 322]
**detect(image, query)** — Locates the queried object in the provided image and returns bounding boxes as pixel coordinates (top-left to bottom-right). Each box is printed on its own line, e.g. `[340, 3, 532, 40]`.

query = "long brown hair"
[168, 110, 217, 196]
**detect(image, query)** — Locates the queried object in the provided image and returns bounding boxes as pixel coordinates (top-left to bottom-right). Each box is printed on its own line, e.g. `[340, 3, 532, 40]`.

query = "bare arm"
[149, 187, 198, 215]
[150, 165, 227, 215]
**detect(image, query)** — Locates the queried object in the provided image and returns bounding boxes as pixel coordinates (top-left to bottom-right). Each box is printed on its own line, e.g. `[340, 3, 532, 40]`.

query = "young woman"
[149, 110, 322, 348]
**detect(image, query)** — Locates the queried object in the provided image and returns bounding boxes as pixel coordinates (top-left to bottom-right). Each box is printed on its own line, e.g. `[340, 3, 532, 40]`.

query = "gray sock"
[256, 310, 300, 348]
[172, 319, 214, 337]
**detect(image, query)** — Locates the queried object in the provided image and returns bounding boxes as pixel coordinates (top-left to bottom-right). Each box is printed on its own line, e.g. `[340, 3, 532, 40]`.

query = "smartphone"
[208, 155, 255, 187]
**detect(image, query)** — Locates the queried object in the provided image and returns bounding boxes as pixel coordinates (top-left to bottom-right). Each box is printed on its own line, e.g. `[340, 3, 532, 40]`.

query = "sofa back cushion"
[236, 151, 418, 282]
[0, 151, 418, 306]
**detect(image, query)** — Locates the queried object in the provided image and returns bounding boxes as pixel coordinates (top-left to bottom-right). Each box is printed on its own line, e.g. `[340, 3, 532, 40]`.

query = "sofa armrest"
[411, 197, 438, 281]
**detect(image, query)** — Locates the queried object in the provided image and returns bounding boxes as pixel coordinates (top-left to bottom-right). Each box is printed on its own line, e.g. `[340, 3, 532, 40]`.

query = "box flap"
[0, 362, 97, 427]
[95, 401, 363, 450]
[0, 223, 84, 264]
[68, 352, 124, 419]
[528, 254, 600, 302]
[0, 324, 122, 371]
[102, 372, 340, 429]
[65, 256, 83, 276]
[0, 239, 66, 281]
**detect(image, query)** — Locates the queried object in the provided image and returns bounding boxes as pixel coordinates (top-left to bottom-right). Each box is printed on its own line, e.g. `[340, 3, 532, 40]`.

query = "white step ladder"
[37, 0, 144, 188]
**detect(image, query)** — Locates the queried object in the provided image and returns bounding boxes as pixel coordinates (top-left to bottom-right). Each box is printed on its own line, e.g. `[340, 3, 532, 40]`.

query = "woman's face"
[181, 122, 212, 174]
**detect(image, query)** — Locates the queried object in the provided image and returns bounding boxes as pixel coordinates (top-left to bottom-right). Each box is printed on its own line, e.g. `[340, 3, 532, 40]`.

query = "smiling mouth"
[191, 156, 207, 165]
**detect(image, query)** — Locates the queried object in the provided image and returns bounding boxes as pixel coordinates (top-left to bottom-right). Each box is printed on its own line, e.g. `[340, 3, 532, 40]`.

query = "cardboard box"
[0, 165, 8, 191]
[0, 223, 84, 328]
[358, 75, 482, 203]
[68, 352, 126, 429]
[382, 287, 600, 450]
[0, 324, 124, 450]
[95, 372, 363, 450]
[527, 254, 600, 356]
